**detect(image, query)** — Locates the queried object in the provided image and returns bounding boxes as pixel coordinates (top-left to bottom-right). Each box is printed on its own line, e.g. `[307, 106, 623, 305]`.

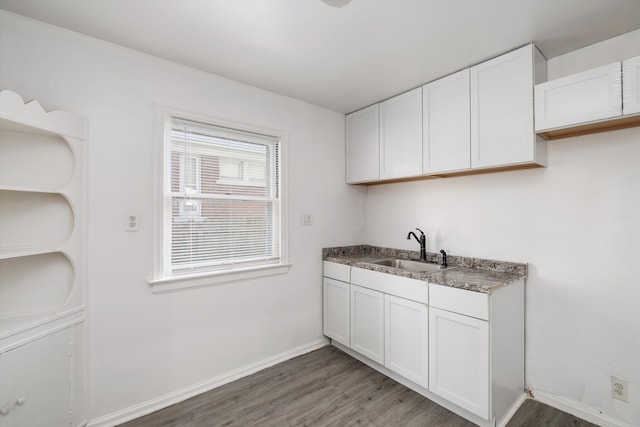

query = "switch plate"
[300, 213, 313, 226]
[612, 376, 628, 402]
[125, 213, 140, 232]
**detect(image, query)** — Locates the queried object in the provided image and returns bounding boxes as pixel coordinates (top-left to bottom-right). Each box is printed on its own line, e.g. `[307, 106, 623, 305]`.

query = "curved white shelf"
[0, 127, 74, 189]
[0, 190, 74, 250]
[0, 252, 74, 318]
[0, 184, 59, 194]
[0, 247, 60, 261]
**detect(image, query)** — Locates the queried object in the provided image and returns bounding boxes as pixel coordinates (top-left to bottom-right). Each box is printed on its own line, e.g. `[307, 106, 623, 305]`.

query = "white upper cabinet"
[345, 43, 546, 184]
[346, 104, 379, 183]
[623, 56, 640, 115]
[535, 62, 622, 132]
[470, 44, 546, 169]
[423, 69, 471, 174]
[380, 87, 423, 179]
[535, 55, 640, 140]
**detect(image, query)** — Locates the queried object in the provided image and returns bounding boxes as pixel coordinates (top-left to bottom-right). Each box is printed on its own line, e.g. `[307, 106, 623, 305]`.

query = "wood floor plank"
[120, 346, 598, 427]
[505, 399, 599, 427]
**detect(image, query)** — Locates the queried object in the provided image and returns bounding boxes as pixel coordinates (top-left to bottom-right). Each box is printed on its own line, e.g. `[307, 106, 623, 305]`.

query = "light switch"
[300, 213, 313, 226]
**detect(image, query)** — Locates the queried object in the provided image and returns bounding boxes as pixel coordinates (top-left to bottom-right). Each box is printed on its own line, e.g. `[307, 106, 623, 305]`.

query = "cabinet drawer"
[429, 283, 488, 320]
[323, 261, 350, 282]
[351, 267, 427, 304]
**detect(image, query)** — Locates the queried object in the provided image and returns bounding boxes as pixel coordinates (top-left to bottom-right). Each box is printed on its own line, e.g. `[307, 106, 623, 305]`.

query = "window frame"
[150, 107, 289, 293]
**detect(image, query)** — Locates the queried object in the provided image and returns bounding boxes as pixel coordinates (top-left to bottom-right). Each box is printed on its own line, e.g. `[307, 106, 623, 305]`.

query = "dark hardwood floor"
[120, 346, 598, 427]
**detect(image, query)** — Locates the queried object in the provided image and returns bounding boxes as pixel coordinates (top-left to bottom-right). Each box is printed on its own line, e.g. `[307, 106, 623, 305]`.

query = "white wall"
[0, 11, 366, 424]
[367, 31, 640, 426]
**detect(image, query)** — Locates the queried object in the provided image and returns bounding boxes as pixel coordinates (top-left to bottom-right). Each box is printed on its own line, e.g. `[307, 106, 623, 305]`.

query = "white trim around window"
[151, 106, 290, 292]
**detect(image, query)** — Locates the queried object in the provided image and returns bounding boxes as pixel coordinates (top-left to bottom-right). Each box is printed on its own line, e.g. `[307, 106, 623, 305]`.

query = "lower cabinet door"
[350, 284, 384, 364]
[429, 307, 490, 419]
[323, 277, 350, 347]
[0, 350, 12, 427]
[384, 295, 429, 388]
[1, 328, 72, 427]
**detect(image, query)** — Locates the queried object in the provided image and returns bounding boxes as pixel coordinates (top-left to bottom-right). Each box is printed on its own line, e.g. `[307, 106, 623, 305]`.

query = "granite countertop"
[323, 245, 527, 294]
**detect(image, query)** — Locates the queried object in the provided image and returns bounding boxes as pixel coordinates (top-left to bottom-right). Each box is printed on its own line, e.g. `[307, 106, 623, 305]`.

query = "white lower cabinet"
[0, 329, 72, 427]
[429, 307, 489, 419]
[429, 280, 524, 426]
[323, 261, 351, 347]
[350, 284, 384, 364]
[322, 277, 350, 347]
[322, 262, 524, 427]
[384, 295, 429, 388]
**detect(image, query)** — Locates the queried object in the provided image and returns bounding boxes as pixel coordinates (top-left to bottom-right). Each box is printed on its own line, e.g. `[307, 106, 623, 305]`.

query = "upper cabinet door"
[423, 69, 471, 174]
[535, 62, 622, 131]
[623, 56, 640, 116]
[471, 44, 536, 168]
[380, 88, 423, 179]
[346, 104, 379, 183]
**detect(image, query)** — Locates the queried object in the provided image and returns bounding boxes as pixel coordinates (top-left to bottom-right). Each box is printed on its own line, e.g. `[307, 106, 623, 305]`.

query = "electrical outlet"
[612, 376, 628, 402]
[125, 213, 140, 232]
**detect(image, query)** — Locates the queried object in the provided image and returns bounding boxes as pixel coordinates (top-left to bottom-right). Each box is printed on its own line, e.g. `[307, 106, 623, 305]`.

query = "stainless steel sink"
[370, 258, 447, 273]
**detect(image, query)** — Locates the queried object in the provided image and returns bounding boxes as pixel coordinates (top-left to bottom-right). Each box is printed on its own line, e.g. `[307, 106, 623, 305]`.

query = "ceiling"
[1, 0, 640, 113]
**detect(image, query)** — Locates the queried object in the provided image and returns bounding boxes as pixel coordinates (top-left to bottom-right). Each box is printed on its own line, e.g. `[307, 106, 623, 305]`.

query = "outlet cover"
[125, 213, 140, 232]
[612, 376, 628, 402]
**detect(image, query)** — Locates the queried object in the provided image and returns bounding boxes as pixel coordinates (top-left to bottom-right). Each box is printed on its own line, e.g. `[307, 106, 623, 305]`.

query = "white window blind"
[166, 117, 281, 274]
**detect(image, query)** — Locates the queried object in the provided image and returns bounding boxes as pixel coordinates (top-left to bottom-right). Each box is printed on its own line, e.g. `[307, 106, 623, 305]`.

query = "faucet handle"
[415, 227, 425, 236]
[439, 249, 448, 268]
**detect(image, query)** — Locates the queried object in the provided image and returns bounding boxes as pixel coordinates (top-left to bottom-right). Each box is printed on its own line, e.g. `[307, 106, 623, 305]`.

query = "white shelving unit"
[0, 90, 86, 426]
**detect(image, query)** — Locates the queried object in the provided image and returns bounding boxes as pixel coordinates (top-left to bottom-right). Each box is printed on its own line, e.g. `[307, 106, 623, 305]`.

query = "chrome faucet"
[407, 228, 426, 261]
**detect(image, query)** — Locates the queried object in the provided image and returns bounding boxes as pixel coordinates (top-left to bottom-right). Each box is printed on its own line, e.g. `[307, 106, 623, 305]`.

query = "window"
[161, 115, 283, 280]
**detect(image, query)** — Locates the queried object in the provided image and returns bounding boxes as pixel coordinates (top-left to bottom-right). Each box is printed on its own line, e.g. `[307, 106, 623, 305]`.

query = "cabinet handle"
[1, 407, 10, 415]
[16, 396, 26, 405]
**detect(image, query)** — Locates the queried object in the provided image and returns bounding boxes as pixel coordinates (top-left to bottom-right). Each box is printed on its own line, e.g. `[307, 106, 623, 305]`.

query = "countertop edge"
[323, 246, 527, 294]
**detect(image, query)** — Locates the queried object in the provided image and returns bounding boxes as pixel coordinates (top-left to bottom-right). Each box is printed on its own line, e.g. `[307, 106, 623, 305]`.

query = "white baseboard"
[86, 338, 329, 427]
[532, 389, 632, 427]
[497, 393, 527, 427]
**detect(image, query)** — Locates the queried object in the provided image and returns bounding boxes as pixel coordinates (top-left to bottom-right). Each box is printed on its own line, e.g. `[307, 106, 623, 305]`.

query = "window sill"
[149, 263, 292, 294]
